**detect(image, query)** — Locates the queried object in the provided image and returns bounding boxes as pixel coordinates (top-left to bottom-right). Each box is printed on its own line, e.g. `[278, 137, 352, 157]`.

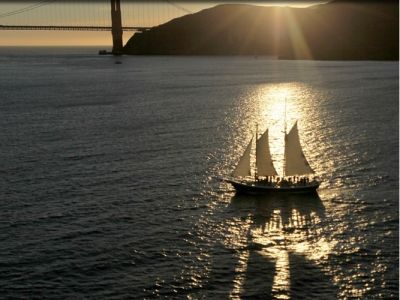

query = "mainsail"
[233, 138, 252, 177]
[256, 129, 278, 176]
[284, 121, 314, 176]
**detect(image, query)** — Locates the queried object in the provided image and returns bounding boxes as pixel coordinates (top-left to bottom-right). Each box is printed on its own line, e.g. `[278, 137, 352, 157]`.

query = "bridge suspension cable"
[0, 1, 55, 19]
[0, 1, 194, 28]
[164, 1, 192, 14]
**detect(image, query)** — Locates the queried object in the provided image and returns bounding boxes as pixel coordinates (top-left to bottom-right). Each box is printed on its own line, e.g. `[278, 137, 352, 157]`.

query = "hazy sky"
[0, 1, 324, 47]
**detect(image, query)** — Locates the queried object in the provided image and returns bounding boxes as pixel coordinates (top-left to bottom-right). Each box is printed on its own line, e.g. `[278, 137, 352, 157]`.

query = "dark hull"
[227, 179, 320, 195]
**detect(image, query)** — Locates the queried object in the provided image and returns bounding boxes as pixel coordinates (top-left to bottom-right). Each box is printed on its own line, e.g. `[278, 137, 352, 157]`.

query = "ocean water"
[0, 47, 398, 299]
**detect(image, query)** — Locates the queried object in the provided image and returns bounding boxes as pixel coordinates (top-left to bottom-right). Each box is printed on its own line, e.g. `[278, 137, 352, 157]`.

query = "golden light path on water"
[214, 82, 338, 299]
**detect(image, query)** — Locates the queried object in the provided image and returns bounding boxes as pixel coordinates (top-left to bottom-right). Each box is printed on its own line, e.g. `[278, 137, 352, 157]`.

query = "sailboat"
[225, 121, 320, 195]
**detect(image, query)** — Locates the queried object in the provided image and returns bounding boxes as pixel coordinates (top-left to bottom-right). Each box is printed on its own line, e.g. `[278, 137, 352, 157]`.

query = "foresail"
[233, 138, 252, 177]
[284, 122, 314, 176]
[256, 130, 278, 176]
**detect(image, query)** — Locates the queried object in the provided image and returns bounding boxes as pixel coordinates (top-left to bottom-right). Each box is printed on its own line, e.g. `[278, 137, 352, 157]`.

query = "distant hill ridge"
[124, 0, 398, 60]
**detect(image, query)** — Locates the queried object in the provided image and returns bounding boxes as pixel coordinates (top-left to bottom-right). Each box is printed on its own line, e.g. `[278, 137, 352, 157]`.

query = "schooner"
[225, 121, 320, 195]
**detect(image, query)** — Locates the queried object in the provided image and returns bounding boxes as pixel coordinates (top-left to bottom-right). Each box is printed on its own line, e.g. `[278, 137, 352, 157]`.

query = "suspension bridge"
[0, 0, 193, 54]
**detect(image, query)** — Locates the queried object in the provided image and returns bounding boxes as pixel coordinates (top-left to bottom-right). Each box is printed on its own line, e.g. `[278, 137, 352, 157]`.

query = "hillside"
[123, 1, 398, 60]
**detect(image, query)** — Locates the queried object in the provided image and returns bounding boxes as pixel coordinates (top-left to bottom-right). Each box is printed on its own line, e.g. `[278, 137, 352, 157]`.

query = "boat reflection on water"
[230, 191, 325, 231]
[227, 192, 337, 299]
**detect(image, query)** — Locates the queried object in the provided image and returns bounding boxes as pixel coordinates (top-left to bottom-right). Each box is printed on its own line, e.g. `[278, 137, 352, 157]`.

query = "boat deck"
[226, 179, 320, 195]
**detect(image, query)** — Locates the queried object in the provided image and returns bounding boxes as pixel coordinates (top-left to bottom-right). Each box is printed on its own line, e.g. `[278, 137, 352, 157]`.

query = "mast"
[255, 124, 258, 181]
[283, 97, 287, 178]
[284, 97, 287, 134]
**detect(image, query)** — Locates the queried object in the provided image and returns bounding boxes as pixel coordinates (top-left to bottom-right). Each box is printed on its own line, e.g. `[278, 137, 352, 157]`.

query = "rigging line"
[0, 0, 55, 19]
[163, 0, 192, 14]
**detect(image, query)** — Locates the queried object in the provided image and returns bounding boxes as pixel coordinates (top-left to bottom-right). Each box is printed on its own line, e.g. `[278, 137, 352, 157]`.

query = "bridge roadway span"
[0, 25, 150, 31]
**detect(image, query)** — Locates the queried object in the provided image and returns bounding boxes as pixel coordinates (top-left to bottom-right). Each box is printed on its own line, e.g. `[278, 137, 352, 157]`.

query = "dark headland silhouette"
[124, 0, 398, 60]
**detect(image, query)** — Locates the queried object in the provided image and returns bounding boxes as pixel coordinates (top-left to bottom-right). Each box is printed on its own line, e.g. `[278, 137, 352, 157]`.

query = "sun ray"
[281, 8, 313, 59]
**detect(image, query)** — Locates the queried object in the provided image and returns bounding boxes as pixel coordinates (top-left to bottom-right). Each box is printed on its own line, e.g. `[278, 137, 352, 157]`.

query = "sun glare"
[282, 8, 313, 60]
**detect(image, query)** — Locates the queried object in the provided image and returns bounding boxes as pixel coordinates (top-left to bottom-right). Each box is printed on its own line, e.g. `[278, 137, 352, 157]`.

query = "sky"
[0, 1, 325, 47]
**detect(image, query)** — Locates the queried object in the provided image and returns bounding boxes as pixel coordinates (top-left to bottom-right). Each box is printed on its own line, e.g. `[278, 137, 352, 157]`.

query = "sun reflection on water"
[271, 249, 290, 300]
[229, 248, 250, 300]
[223, 193, 336, 298]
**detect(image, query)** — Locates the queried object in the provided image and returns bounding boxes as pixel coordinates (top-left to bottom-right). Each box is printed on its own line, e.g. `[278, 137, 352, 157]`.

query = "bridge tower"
[111, 0, 123, 55]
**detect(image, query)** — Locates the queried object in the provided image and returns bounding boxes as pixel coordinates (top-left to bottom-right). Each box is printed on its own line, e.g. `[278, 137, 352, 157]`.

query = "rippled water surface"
[0, 48, 398, 299]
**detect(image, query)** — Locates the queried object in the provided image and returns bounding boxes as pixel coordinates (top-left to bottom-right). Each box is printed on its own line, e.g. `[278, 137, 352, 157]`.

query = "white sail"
[256, 129, 278, 176]
[233, 138, 252, 177]
[284, 121, 314, 176]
